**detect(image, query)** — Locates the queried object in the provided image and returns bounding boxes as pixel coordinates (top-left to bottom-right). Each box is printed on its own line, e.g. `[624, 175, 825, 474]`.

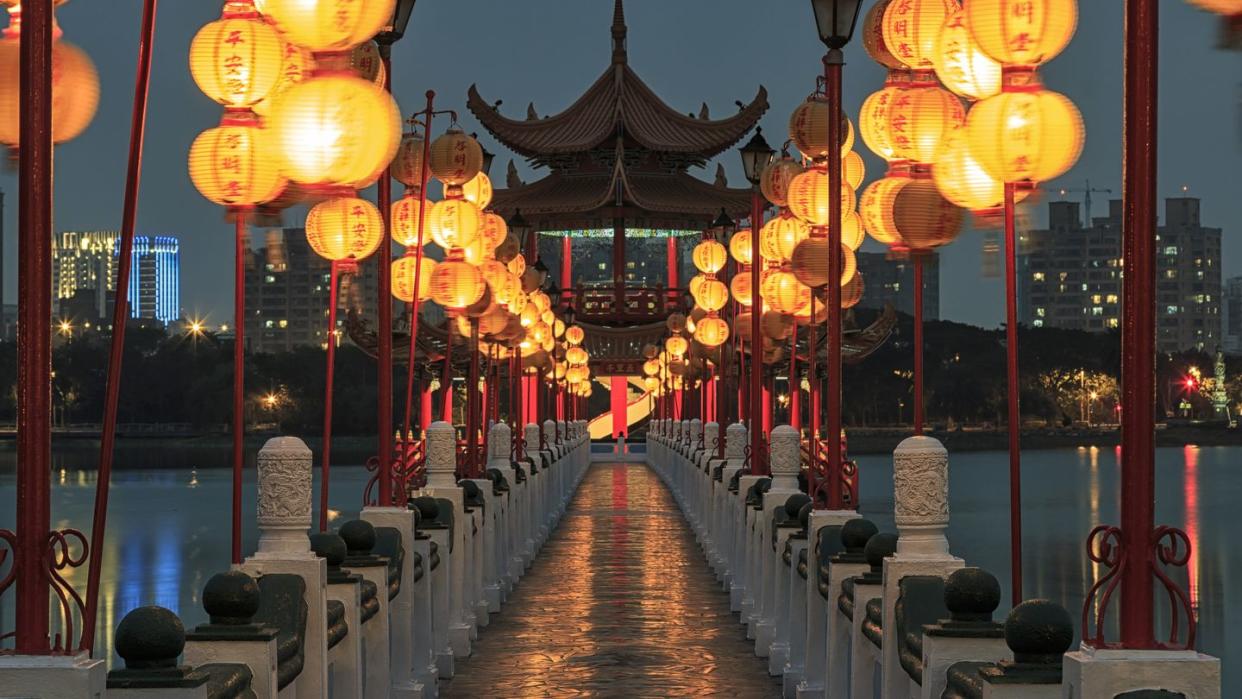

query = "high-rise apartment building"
[1225, 276, 1242, 354]
[854, 251, 940, 320]
[1019, 197, 1222, 353]
[52, 231, 180, 325]
[244, 227, 381, 353]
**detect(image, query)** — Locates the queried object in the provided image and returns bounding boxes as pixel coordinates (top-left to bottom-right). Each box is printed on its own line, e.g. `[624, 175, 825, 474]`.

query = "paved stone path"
[441, 462, 781, 697]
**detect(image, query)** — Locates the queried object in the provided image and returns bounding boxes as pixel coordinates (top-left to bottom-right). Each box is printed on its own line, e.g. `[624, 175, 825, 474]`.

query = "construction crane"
[1045, 179, 1112, 228]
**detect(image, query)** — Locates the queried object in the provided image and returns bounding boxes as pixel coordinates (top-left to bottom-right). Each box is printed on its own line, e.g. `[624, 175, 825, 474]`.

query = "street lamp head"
[507, 208, 531, 237]
[376, 0, 417, 46]
[810, 0, 863, 50]
[710, 208, 735, 237]
[739, 127, 776, 186]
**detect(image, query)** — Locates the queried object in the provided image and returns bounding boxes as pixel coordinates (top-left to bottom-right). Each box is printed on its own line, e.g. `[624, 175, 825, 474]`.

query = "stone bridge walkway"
[441, 462, 779, 697]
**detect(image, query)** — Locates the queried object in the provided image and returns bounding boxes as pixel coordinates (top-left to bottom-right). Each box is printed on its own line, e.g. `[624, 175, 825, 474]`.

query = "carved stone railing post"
[769, 425, 800, 492]
[425, 421, 457, 489]
[756, 425, 802, 655]
[419, 421, 471, 658]
[254, 436, 314, 559]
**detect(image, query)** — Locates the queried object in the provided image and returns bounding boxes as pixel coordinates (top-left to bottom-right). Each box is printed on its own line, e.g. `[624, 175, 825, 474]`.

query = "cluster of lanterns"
[0, 0, 100, 148]
[856, 0, 1083, 239]
[642, 311, 716, 398]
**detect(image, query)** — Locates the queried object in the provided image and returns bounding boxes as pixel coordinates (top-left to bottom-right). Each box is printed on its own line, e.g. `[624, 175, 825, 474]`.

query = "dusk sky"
[2, 1, 1238, 329]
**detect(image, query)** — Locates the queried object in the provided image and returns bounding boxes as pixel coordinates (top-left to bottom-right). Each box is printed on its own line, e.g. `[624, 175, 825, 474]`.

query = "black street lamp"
[376, 0, 418, 47]
[810, 0, 863, 50]
[738, 128, 773, 475]
[739, 127, 776, 186]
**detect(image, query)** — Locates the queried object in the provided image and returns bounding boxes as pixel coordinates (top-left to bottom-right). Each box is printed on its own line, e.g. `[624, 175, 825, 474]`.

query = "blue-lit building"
[52, 231, 181, 326]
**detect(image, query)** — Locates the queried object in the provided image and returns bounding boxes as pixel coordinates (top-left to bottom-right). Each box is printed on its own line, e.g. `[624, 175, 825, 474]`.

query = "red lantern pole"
[467, 319, 481, 479]
[14, 0, 54, 652]
[789, 324, 800, 431]
[231, 219, 246, 563]
[376, 52, 396, 507]
[319, 261, 343, 532]
[1118, 0, 1158, 648]
[750, 191, 766, 474]
[1003, 181, 1023, 605]
[441, 324, 454, 423]
[824, 51, 844, 510]
[83, 0, 159, 652]
[913, 253, 925, 435]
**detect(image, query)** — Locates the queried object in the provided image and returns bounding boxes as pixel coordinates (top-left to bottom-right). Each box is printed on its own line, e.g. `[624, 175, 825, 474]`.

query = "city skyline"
[0, 1, 1236, 330]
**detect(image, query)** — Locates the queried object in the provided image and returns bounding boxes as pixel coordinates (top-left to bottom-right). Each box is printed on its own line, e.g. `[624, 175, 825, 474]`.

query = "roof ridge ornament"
[611, 0, 627, 64]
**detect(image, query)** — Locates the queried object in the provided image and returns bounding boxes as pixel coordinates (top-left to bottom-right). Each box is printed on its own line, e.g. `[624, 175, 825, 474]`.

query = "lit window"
[1164, 246, 1178, 255]
[1091, 294, 1102, 304]
[1166, 305, 1179, 315]
[1033, 319, 1044, 327]
[1036, 307, 1046, 318]
[1091, 307, 1104, 316]
[264, 320, 274, 329]
[1106, 318, 1119, 329]
[1081, 283, 1088, 291]
[1105, 295, 1119, 304]
[279, 320, 288, 329]
[1032, 272, 1046, 282]
[1165, 270, 1177, 279]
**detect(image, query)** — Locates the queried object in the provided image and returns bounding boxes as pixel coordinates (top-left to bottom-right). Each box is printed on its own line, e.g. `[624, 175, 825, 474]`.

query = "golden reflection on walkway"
[441, 463, 779, 697]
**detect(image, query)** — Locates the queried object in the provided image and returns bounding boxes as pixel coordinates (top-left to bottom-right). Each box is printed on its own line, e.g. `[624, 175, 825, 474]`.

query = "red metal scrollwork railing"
[0, 527, 90, 653]
[364, 438, 426, 507]
[807, 436, 860, 510]
[1082, 524, 1196, 650]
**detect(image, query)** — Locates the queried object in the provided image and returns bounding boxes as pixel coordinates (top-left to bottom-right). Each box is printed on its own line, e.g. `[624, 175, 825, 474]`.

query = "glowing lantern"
[390, 194, 428, 247]
[519, 303, 539, 327]
[479, 259, 509, 288]
[566, 346, 588, 365]
[760, 157, 805, 207]
[761, 270, 811, 315]
[567, 366, 590, 384]
[694, 316, 730, 348]
[305, 196, 385, 261]
[666, 313, 687, 333]
[729, 230, 753, 265]
[506, 253, 526, 277]
[692, 279, 730, 313]
[475, 212, 506, 252]
[787, 169, 856, 227]
[882, 0, 957, 71]
[509, 291, 529, 316]
[0, 37, 98, 145]
[965, 88, 1084, 183]
[933, 9, 1001, 100]
[531, 291, 551, 313]
[390, 132, 425, 188]
[761, 215, 811, 262]
[268, 74, 400, 188]
[461, 172, 494, 209]
[254, 0, 396, 52]
[692, 240, 728, 274]
[932, 128, 1026, 211]
[886, 84, 966, 164]
[430, 258, 486, 311]
[841, 210, 866, 250]
[843, 151, 866, 190]
[429, 129, 484, 186]
[252, 42, 313, 118]
[731, 271, 754, 307]
[860, 175, 910, 245]
[643, 376, 660, 392]
[967, 0, 1077, 67]
[789, 97, 855, 161]
[842, 271, 864, 309]
[862, 0, 905, 69]
[428, 198, 482, 249]
[666, 335, 689, 357]
[859, 85, 901, 161]
[495, 235, 521, 264]
[643, 359, 660, 376]
[349, 40, 385, 86]
[540, 309, 555, 326]
[566, 325, 585, 345]
[188, 122, 285, 207]
[790, 238, 857, 289]
[189, 15, 283, 108]
[761, 310, 793, 341]
[689, 274, 708, 301]
[391, 255, 436, 303]
[893, 179, 964, 250]
[461, 236, 491, 265]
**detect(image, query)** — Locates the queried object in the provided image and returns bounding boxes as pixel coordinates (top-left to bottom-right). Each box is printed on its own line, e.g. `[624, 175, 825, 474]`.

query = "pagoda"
[467, 0, 766, 324]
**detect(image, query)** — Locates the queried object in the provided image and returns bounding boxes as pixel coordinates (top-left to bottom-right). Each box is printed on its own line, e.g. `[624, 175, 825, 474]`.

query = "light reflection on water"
[0, 444, 1235, 694]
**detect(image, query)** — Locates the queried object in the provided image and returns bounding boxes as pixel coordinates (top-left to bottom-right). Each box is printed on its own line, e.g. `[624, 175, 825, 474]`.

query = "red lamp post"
[739, 129, 775, 475]
[809, 0, 862, 509]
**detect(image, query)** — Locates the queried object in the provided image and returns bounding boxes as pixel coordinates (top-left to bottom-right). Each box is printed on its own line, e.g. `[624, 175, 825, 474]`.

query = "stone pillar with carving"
[425, 421, 458, 490]
[702, 421, 721, 565]
[254, 436, 314, 559]
[881, 435, 964, 698]
[755, 425, 802, 654]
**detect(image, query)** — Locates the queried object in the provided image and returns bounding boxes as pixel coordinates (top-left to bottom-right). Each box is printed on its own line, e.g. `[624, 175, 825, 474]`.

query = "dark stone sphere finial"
[411, 496, 439, 521]
[944, 568, 1001, 621]
[460, 480, 481, 498]
[115, 606, 186, 670]
[1004, 599, 1074, 663]
[796, 471, 808, 493]
[310, 532, 348, 567]
[340, 520, 377, 555]
[797, 502, 813, 529]
[202, 570, 261, 625]
[864, 532, 898, 569]
[757, 477, 772, 493]
[784, 493, 811, 518]
[841, 518, 880, 552]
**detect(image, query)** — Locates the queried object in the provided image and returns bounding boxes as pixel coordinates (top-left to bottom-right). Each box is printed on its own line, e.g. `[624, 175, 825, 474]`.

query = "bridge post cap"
[116, 606, 186, 669]
[841, 518, 879, 551]
[1004, 599, 1074, 663]
[310, 532, 348, 567]
[410, 496, 438, 520]
[784, 492, 812, 517]
[797, 501, 813, 529]
[488, 423, 511, 458]
[202, 570, 261, 625]
[864, 532, 898, 568]
[756, 477, 772, 492]
[460, 480, 482, 497]
[340, 520, 377, 555]
[944, 567, 1001, 620]
[769, 425, 801, 477]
